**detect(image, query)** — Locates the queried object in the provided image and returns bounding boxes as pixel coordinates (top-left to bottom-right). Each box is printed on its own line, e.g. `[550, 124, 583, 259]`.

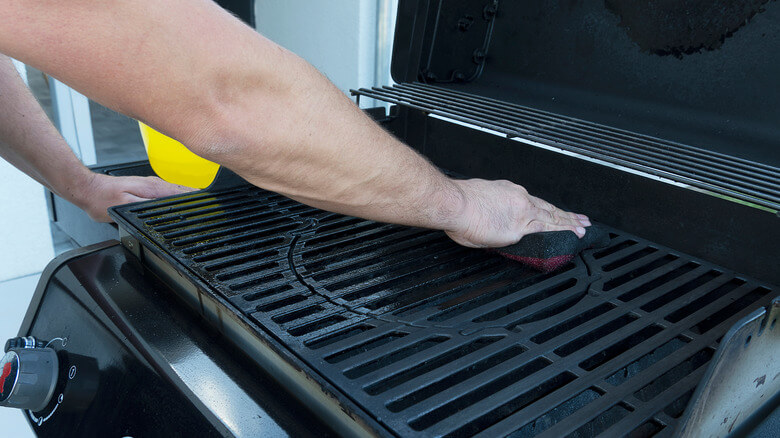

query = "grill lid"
[390, 0, 780, 166]
[111, 185, 777, 437]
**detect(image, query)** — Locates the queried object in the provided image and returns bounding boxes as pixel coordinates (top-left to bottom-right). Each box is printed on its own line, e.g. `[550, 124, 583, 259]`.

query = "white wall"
[255, 0, 396, 98]
[0, 161, 54, 282]
[0, 66, 55, 282]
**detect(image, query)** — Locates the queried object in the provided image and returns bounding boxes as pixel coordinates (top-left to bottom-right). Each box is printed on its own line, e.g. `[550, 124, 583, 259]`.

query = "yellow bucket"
[138, 122, 220, 189]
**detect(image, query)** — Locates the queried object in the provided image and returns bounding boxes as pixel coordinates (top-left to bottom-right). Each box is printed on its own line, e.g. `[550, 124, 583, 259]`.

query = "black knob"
[4, 336, 45, 352]
[0, 348, 58, 412]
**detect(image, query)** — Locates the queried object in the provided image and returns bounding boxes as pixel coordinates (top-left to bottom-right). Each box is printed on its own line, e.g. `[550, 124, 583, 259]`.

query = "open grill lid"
[388, 0, 780, 167]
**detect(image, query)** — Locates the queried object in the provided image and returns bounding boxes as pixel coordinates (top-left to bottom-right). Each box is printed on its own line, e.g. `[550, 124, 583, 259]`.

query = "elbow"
[176, 96, 280, 177]
[169, 47, 312, 175]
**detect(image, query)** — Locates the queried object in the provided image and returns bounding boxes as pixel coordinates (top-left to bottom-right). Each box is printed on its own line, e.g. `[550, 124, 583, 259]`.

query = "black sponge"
[495, 225, 610, 272]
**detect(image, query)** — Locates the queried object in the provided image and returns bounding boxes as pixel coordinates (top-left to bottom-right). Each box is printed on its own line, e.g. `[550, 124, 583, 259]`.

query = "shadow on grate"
[112, 186, 777, 437]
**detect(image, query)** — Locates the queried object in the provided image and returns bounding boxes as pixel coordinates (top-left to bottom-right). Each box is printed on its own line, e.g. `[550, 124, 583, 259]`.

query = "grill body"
[20, 1, 780, 436]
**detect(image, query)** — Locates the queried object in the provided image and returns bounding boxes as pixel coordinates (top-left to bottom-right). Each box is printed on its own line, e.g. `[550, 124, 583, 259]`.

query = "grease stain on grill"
[602, 247, 658, 272]
[506, 386, 603, 438]
[258, 294, 309, 313]
[605, 0, 774, 57]
[216, 260, 281, 281]
[364, 336, 502, 396]
[604, 336, 689, 386]
[579, 324, 664, 371]
[568, 402, 635, 438]
[324, 331, 409, 364]
[272, 304, 326, 324]
[531, 303, 616, 344]
[664, 388, 696, 419]
[617, 262, 703, 302]
[228, 272, 285, 292]
[242, 284, 294, 302]
[554, 313, 639, 357]
[288, 314, 349, 337]
[110, 185, 778, 437]
[343, 336, 450, 379]
[410, 359, 564, 433]
[634, 348, 714, 401]
[474, 278, 580, 323]
[603, 254, 679, 291]
[429, 269, 577, 323]
[305, 323, 376, 350]
[386, 344, 528, 413]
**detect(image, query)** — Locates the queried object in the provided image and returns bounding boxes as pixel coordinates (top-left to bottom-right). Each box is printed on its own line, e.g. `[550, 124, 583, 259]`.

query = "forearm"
[207, 55, 463, 229]
[0, 0, 464, 231]
[0, 55, 93, 206]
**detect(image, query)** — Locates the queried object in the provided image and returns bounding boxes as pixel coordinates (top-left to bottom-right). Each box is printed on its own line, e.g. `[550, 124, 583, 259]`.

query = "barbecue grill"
[2, 1, 778, 437]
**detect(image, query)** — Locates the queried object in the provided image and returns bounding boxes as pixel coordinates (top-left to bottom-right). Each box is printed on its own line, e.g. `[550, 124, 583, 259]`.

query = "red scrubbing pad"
[495, 226, 610, 272]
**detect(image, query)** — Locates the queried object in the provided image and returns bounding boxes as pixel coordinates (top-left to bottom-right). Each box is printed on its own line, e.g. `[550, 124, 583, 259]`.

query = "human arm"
[0, 0, 589, 246]
[0, 55, 190, 222]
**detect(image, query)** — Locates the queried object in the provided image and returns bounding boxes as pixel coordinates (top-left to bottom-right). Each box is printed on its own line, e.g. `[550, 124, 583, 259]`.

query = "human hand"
[444, 178, 591, 248]
[76, 173, 194, 222]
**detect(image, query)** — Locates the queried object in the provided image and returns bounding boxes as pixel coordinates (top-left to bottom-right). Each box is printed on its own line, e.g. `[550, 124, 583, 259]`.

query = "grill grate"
[112, 186, 777, 437]
[352, 83, 780, 212]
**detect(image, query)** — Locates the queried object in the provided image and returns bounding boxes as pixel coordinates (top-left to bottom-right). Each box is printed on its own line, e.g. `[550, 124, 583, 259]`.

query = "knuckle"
[525, 220, 545, 234]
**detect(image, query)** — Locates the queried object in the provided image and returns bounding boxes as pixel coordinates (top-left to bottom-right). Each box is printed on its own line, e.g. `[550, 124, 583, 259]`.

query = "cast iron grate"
[112, 186, 777, 437]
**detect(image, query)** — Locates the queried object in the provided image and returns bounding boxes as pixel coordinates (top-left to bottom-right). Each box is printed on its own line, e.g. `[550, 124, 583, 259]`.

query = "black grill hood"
[390, 0, 780, 167]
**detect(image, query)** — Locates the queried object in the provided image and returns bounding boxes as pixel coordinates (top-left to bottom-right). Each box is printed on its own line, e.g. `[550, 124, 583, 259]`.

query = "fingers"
[528, 204, 583, 231]
[144, 176, 195, 196]
[525, 219, 586, 237]
[529, 196, 591, 233]
[530, 196, 589, 224]
[434, 178, 597, 249]
[120, 176, 195, 199]
[120, 193, 151, 204]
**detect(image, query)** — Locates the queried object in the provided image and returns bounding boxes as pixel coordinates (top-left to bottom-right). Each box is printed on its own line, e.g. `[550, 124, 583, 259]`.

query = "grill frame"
[111, 184, 778, 437]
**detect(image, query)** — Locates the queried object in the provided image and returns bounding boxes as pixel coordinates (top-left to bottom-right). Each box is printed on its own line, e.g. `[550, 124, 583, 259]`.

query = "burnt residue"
[605, 0, 775, 57]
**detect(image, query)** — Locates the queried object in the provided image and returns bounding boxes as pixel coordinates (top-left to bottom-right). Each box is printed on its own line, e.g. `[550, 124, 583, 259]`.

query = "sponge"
[495, 226, 610, 272]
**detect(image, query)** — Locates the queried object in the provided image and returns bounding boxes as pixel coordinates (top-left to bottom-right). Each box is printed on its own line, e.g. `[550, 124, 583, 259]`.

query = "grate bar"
[375, 336, 522, 403]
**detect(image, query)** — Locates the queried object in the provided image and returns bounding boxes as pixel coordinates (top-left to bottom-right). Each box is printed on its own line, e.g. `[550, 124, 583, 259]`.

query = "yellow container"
[139, 122, 220, 189]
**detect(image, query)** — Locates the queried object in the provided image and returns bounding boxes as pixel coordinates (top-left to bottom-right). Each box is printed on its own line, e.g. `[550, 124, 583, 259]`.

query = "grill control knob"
[0, 348, 58, 412]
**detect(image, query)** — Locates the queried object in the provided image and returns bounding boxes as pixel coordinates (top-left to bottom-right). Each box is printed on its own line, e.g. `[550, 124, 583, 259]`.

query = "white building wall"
[0, 66, 54, 282]
[255, 0, 395, 97]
